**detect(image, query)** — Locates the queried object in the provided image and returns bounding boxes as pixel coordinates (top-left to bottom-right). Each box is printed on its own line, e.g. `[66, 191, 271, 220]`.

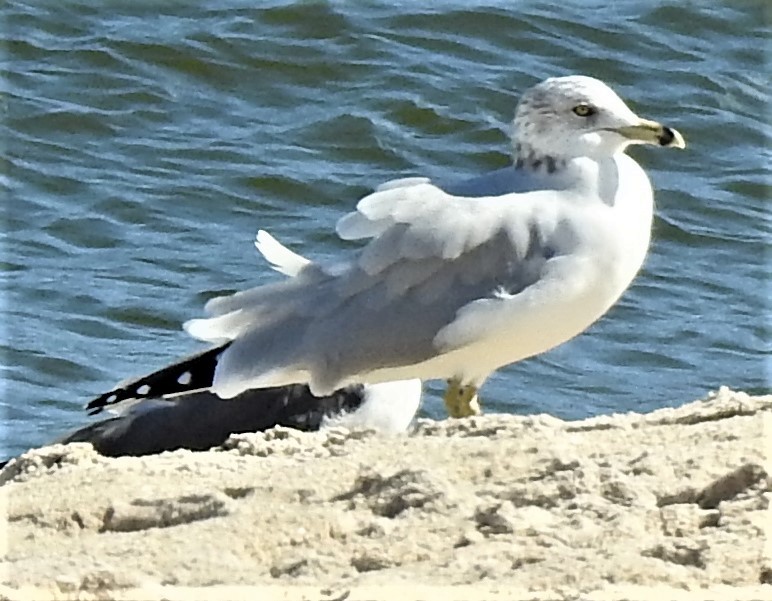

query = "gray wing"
[185, 180, 580, 396]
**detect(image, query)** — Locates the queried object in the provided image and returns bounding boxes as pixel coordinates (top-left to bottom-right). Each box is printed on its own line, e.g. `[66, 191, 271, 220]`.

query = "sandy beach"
[1, 386, 770, 601]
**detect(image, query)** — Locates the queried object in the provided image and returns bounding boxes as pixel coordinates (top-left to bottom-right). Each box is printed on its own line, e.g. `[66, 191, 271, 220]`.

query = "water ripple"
[2, 0, 768, 455]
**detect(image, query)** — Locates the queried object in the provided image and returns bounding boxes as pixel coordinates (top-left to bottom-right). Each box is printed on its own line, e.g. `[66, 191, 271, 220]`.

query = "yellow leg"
[443, 377, 481, 418]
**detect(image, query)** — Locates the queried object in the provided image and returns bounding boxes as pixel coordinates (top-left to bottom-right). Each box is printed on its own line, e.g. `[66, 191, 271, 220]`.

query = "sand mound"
[1, 387, 770, 601]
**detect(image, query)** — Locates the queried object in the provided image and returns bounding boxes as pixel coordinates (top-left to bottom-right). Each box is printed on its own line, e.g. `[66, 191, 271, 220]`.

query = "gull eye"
[572, 104, 596, 117]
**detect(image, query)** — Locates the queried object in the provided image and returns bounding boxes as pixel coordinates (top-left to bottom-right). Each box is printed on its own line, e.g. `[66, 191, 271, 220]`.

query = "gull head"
[512, 75, 685, 167]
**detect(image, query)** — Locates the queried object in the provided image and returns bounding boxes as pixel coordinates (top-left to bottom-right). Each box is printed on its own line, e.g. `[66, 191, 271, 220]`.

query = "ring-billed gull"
[86, 75, 684, 419]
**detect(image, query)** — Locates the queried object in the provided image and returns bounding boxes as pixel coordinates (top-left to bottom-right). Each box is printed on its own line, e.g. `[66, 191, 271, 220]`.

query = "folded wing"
[187, 180, 578, 397]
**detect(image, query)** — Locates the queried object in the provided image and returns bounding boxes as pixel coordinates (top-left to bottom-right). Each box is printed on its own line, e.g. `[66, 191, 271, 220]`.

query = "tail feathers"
[85, 343, 231, 415]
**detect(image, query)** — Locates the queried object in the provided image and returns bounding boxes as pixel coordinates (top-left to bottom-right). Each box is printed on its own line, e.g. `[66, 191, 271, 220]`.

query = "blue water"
[2, 0, 770, 457]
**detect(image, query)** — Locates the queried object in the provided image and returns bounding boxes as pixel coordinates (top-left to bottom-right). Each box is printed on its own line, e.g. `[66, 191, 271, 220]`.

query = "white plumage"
[181, 75, 684, 411]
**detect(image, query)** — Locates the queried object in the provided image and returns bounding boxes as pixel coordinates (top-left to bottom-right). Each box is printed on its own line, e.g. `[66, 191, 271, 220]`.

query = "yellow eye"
[572, 104, 596, 117]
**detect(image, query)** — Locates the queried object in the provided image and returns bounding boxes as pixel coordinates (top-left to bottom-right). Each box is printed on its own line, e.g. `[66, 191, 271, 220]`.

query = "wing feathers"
[255, 230, 310, 276]
[341, 182, 535, 279]
[85, 343, 231, 414]
[179, 180, 572, 397]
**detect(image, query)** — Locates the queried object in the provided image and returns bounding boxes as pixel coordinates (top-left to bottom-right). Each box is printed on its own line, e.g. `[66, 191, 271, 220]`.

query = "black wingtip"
[85, 342, 232, 413]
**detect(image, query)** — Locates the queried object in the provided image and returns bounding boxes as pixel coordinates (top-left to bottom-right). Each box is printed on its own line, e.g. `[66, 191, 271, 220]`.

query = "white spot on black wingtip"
[177, 371, 192, 385]
[137, 385, 151, 396]
[107, 394, 118, 404]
